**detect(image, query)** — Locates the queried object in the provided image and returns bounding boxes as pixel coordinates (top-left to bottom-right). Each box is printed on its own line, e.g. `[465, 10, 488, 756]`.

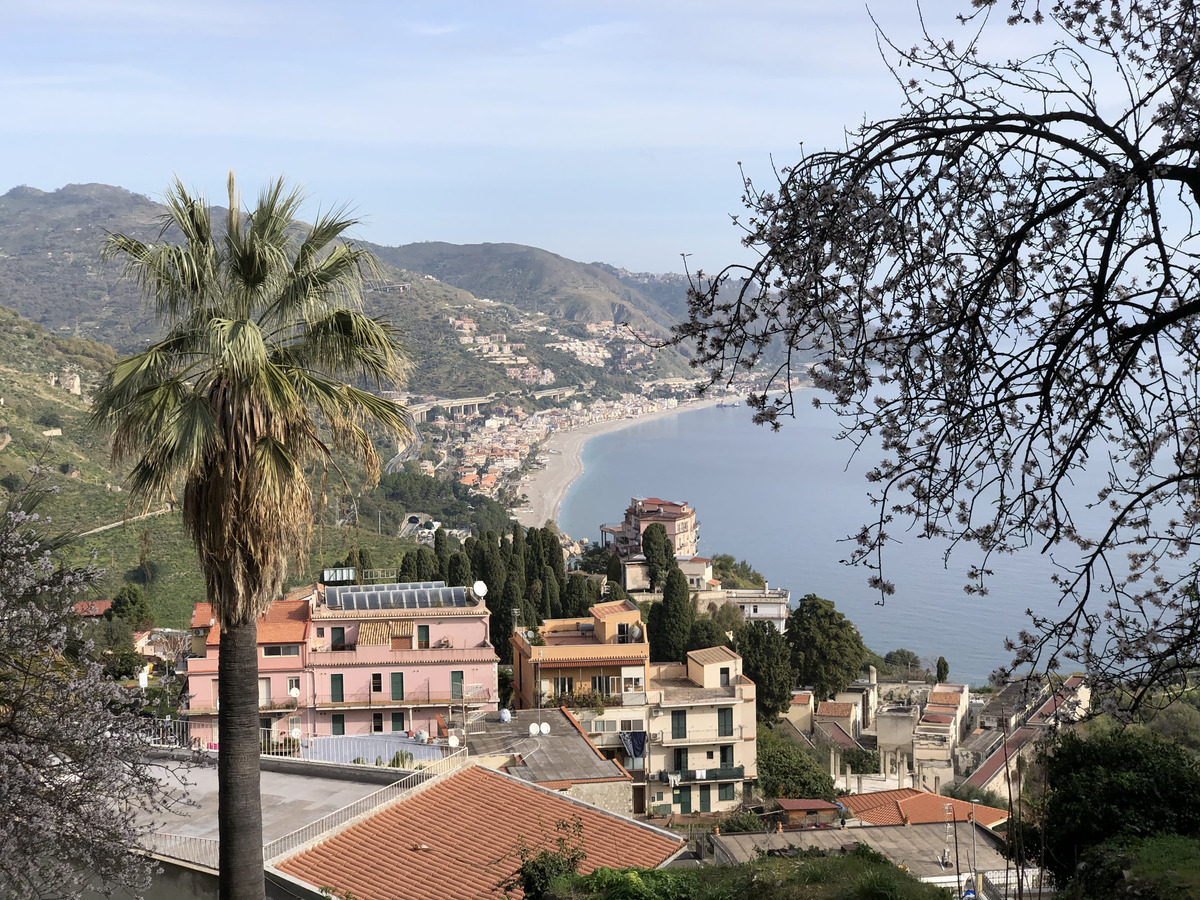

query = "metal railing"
[140, 833, 220, 870]
[654, 725, 741, 746]
[261, 747, 468, 862]
[656, 765, 744, 783]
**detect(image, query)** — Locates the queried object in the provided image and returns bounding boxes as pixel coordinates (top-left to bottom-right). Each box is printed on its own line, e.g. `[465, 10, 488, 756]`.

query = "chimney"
[869, 665, 877, 685]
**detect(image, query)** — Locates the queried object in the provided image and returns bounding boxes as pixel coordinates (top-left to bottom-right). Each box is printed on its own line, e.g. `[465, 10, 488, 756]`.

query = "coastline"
[513, 397, 724, 529]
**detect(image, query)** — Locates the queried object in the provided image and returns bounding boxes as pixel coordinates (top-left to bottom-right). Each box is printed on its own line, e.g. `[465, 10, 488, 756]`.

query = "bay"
[558, 400, 1087, 687]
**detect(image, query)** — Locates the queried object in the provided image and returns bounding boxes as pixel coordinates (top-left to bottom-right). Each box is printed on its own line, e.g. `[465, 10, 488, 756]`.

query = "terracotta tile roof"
[816, 701, 854, 718]
[791, 690, 813, 704]
[921, 714, 954, 725]
[74, 598, 113, 618]
[191, 597, 311, 647]
[814, 720, 861, 751]
[357, 620, 414, 644]
[587, 599, 636, 619]
[839, 788, 1008, 827]
[273, 765, 683, 900]
[927, 691, 961, 706]
[687, 645, 740, 666]
[778, 799, 840, 811]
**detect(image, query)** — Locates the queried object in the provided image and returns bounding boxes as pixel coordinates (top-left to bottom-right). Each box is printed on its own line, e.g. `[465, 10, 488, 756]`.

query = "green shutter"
[391, 672, 404, 700]
[671, 709, 687, 739]
[330, 673, 343, 703]
[718, 707, 733, 737]
[699, 784, 711, 813]
[451, 671, 464, 700]
[332, 714, 345, 736]
[391, 712, 406, 732]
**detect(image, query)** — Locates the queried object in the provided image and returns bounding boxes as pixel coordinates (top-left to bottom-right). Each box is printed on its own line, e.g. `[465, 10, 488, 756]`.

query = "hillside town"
[88, 493, 1094, 900]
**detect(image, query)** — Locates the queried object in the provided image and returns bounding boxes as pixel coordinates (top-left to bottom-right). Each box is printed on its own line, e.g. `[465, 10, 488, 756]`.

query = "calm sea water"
[559, 401, 1097, 687]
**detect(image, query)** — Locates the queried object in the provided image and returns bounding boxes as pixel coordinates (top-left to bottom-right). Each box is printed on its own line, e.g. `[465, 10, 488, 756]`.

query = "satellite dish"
[473, 580, 488, 597]
[290, 727, 301, 739]
[289, 686, 300, 698]
[539, 721, 550, 735]
[448, 735, 460, 748]
[630, 625, 643, 642]
[528, 722, 540, 737]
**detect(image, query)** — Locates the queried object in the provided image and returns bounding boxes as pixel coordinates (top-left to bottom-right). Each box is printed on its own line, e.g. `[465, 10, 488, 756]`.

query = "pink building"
[601, 497, 698, 559]
[182, 581, 499, 745]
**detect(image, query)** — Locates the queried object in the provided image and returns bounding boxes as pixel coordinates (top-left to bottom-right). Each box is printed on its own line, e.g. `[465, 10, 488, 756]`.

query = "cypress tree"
[492, 582, 516, 664]
[526, 529, 544, 590]
[483, 543, 507, 599]
[415, 546, 439, 582]
[399, 551, 419, 583]
[528, 579, 544, 623]
[434, 527, 450, 579]
[563, 573, 589, 618]
[605, 551, 622, 587]
[542, 565, 562, 619]
[659, 567, 694, 663]
[642, 523, 676, 591]
[545, 527, 567, 593]
[447, 552, 472, 587]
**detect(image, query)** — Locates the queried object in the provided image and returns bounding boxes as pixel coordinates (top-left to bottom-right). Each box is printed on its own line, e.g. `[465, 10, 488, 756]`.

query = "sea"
[558, 400, 1104, 687]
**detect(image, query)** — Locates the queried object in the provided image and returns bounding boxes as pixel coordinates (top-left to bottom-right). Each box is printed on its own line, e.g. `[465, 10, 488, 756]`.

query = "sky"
[2, 1, 1019, 273]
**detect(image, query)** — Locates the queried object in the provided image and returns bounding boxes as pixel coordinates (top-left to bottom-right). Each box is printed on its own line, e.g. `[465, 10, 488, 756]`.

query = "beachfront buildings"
[510, 599, 757, 814]
[601, 497, 698, 559]
[181, 580, 499, 745]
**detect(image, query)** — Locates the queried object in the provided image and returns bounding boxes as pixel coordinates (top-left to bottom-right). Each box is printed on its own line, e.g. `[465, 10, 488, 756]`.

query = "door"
[331, 626, 345, 649]
[330, 673, 344, 703]
[673, 785, 692, 814]
[671, 709, 687, 739]
[451, 670, 464, 700]
[331, 714, 345, 736]
[258, 677, 271, 707]
[699, 784, 711, 813]
[391, 672, 405, 701]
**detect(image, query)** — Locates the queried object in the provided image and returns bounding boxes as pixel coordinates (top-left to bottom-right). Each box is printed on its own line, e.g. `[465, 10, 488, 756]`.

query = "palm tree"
[92, 174, 411, 900]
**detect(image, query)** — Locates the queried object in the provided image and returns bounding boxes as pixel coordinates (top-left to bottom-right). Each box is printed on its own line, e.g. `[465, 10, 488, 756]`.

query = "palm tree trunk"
[218, 619, 265, 900]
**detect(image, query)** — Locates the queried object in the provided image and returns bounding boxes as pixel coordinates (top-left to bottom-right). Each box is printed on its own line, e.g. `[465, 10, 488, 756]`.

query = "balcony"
[655, 765, 745, 784]
[259, 698, 298, 712]
[315, 686, 492, 710]
[653, 725, 742, 746]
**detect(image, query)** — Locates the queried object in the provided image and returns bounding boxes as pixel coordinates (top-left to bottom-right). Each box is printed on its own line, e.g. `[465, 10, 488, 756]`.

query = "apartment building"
[601, 497, 698, 559]
[511, 602, 757, 815]
[182, 580, 499, 745]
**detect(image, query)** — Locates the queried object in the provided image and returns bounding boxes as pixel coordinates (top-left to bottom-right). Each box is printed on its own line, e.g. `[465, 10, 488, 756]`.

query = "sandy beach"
[513, 397, 723, 529]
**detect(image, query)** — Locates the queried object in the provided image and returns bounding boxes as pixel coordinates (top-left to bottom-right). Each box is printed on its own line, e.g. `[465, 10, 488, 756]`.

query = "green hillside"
[368, 241, 681, 332]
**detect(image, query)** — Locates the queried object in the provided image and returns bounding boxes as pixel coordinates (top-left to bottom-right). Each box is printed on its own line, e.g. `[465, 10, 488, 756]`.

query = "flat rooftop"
[652, 678, 736, 705]
[466, 709, 626, 785]
[713, 822, 1009, 878]
[144, 761, 390, 842]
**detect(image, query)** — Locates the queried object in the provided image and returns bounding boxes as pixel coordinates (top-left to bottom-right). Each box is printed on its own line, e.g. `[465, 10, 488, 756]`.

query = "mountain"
[0, 184, 692, 394]
[368, 241, 683, 332]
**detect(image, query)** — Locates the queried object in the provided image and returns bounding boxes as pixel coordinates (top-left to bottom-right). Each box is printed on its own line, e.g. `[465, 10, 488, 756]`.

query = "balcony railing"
[655, 765, 744, 784]
[316, 687, 491, 709]
[653, 725, 742, 746]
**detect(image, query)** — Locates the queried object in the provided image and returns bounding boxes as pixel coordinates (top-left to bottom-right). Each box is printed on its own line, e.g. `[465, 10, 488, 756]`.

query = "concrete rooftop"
[466, 709, 625, 784]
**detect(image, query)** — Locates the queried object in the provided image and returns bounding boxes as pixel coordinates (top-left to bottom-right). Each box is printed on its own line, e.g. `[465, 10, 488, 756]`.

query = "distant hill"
[0, 184, 692, 393]
[368, 241, 683, 332]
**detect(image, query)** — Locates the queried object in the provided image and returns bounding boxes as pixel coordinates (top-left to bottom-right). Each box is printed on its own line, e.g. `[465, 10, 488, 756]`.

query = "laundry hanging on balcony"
[619, 730, 647, 758]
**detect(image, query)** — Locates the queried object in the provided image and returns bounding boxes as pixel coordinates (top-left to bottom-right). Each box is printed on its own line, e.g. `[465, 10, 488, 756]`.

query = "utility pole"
[970, 798, 979, 897]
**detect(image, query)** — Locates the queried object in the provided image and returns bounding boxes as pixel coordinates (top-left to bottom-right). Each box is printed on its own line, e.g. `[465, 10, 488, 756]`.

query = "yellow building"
[512, 604, 757, 816]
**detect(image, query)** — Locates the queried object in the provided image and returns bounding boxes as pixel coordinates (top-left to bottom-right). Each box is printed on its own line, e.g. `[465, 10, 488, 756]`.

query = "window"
[626, 756, 644, 770]
[752, 605, 759, 614]
[617, 622, 629, 642]
[371, 673, 383, 693]
[718, 707, 734, 737]
[262, 645, 299, 657]
[258, 678, 272, 706]
[589, 719, 617, 733]
[719, 667, 730, 687]
[391, 672, 404, 701]
[720, 745, 734, 769]
[591, 675, 607, 695]
[619, 719, 643, 732]
[417, 625, 430, 649]
[451, 671, 464, 700]
[331, 626, 345, 649]
[287, 676, 300, 696]
[332, 714, 345, 736]
[330, 673, 344, 703]
[655, 792, 664, 802]
[260, 717, 272, 732]
[707, 750, 714, 760]
[553, 676, 574, 696]
[372, 713, 383, 733]
[288, 715, 300, 735]
[719, 783, 735, 802]
[673, 748, 688, 772]
[316, 627, 324, 638]
[671, 709, 687, 740]
[622, 674, 644, 692]
[391, 712, 406, 732]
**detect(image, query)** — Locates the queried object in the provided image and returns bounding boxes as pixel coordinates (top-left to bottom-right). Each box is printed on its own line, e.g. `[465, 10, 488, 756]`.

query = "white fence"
[140, 833, 220, 871]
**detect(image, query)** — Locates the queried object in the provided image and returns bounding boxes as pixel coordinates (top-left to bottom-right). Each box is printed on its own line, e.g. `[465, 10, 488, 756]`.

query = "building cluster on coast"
[442, 391, 695, 501]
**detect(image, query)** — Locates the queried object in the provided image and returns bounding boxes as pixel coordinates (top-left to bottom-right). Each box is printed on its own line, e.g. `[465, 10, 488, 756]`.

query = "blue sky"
[3, 1, 999, 272]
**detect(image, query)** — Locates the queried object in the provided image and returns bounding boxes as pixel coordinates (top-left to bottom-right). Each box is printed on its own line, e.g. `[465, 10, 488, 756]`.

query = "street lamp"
[969, 798, 979, 894]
